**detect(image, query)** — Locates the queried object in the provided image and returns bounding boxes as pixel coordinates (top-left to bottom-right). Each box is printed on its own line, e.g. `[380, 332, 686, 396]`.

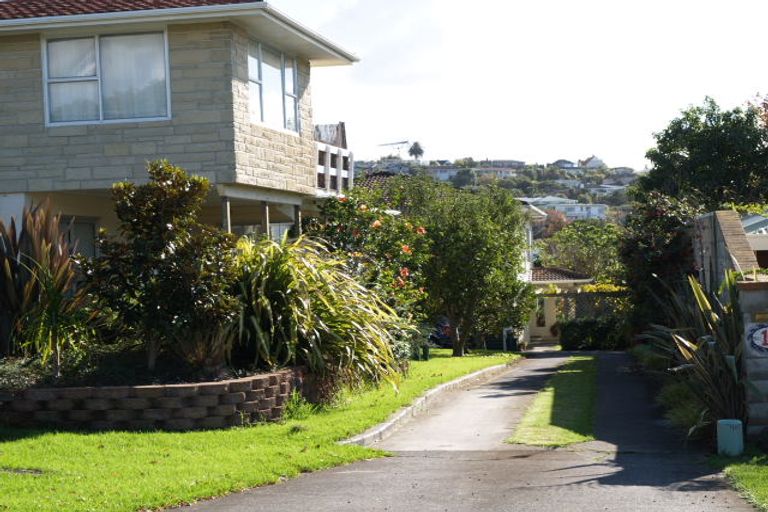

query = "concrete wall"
[694, 211, 759, 291]
[0, 368, 302, 431]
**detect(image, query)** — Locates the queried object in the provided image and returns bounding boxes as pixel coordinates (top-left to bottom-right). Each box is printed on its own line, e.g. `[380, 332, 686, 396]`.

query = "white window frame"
[248, 41, 300, 134]
[41, 30, 172, 127]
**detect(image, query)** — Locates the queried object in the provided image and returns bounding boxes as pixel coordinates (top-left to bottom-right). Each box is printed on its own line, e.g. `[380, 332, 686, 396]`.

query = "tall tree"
[408, 141, 424, 160]
[538, 219, 625, 283]
[637, 97, 768, 209]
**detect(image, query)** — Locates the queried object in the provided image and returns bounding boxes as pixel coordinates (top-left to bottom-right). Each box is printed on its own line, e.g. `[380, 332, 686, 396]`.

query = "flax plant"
[641, 272, 747, 434]
[236, 236, 410, 390]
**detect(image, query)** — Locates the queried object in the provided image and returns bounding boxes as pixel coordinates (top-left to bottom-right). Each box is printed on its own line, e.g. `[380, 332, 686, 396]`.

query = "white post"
[324, 145, 331, 193]
[261, 201, 271, 240]
[348, 151, 355, 190]
[221, 196, 231, 233]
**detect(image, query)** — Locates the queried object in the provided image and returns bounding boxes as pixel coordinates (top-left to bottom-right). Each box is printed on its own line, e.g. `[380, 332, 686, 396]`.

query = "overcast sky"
[271, 0, 768, 169]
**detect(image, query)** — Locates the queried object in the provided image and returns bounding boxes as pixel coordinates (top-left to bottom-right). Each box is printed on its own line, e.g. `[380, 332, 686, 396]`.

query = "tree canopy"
[538, 219, 625, 284]
[408, 141, 424, 160]
[636, 97, 768, 209]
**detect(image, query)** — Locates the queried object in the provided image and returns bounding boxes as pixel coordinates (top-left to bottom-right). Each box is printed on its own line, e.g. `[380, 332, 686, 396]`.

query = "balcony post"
[293, 204, 302, 237]
[336, 148, 343, 193]
[324, 145, 331, 193]
[348, 151, 355, 190]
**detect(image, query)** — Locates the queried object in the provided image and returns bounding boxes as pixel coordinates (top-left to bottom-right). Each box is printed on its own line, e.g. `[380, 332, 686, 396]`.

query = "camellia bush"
[307, 193, 431, 323]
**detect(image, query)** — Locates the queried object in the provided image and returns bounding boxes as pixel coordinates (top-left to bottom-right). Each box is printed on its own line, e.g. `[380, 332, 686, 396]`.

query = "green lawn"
[508, 355, 598, 447]
[0, 349, 517, 512]
[713, 451, 768, 511]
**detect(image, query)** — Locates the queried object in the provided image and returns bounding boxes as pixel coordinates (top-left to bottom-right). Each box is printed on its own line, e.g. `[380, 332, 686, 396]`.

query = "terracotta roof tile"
[0, 0, 261, 20]
[532, 267, 592, 282]
[356, 171, 399, 190]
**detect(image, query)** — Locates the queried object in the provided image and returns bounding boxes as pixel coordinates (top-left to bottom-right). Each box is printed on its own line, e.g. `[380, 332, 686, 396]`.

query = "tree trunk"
[147, 338, 158, 372]
[0, 314, 12, 357]
[450, 324, 464, 357]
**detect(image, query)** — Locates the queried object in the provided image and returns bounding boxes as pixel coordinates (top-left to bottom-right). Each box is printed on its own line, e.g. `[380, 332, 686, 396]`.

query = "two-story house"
[0, 0, 357, 255]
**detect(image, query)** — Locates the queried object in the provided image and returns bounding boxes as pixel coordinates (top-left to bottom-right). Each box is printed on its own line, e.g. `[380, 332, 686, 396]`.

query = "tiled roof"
[356, 171, 399, 190]
[0, 0, 261, 20]
[531, 267, 592, 282]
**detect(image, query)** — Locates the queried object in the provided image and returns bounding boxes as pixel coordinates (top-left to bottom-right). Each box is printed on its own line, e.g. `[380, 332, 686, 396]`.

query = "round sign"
[749, 324, 768, 354]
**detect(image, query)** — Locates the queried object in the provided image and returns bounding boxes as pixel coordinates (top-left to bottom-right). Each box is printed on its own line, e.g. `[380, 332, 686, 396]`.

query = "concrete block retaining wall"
[0, 368, 302, 431]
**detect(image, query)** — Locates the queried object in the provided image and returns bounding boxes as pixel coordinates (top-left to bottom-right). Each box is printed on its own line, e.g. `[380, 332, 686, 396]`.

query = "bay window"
[248, 42, 299, 132]
[44, 32, 169, 125]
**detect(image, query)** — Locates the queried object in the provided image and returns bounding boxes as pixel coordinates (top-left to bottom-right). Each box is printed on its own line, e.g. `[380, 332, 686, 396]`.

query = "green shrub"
[235, 235, 411, 393]
[83, 161, 239, 371]
[558, 314, 629, 351]
[657, 379, 707, 436]
[629, 344, 672, 372]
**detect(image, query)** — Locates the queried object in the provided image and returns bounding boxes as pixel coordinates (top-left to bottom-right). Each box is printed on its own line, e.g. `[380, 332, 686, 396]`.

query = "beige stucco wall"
[231, 26, 316, 196]
[0, 22, 316, 198]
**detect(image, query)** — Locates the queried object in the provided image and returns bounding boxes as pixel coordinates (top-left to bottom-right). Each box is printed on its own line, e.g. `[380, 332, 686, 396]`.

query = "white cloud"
[271, 0, 768, 169]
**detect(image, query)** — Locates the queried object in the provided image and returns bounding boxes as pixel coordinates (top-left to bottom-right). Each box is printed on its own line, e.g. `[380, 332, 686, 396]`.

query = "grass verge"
[712, 451, 768, 511]
[0, 349, 517, 512]
[508, 355, 598, 447]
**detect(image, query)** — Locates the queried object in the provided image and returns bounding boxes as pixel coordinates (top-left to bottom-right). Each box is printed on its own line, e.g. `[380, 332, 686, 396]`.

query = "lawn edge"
[341, 359, 520, 447]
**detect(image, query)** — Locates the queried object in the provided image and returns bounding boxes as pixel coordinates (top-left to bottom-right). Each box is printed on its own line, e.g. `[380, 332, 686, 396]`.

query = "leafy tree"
[453, 157, 475, 168]
[408, 141, 424, 160]
[619, 191, 703, 330]
[535, 209, 568, 238]
[637, 97, 768, 209]
[371, 177, 533, 355]
[84, 161, 239, 371]
[538, 219, 625, 283]
[450, 168, 475, 188]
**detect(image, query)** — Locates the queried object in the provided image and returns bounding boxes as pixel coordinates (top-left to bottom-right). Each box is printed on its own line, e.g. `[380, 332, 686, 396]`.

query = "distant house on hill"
[578, 155, 606, 169]
[551, 159, 575, 169]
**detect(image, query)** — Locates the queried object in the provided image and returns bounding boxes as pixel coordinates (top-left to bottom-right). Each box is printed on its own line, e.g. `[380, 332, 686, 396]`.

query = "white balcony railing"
[316, 142, 354, 197]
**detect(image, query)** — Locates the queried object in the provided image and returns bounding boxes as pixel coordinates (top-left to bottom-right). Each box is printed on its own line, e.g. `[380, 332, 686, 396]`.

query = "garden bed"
[0, 368, 302, 431]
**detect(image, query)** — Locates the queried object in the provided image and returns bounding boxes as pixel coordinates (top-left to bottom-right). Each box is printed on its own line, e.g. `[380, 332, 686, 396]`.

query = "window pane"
[47, 38, 96, 78]
[261, 47, 284, 129]
[100, 33, 167, 120]
[248, 43, 260, 82]
[285, 95, 298, 132]
[284, 58, 295, 94]
[49, 81, 99, 122]
[249, 81, 262, 122]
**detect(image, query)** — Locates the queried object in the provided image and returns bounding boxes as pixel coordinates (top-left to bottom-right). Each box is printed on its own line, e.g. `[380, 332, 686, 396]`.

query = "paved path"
[185, 352, 754, 511]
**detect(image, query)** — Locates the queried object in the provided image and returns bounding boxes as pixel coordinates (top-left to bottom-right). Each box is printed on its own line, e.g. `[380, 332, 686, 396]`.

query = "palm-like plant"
[0, 201, 77, 359]
[236, 236, 410, 391]
[641, 272, 746, 433]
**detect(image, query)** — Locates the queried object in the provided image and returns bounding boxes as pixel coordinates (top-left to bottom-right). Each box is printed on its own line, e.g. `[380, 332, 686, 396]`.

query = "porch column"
[261, 201, 271, 239]
[221, 196, 231, 233]
[293, 204, 302, 236]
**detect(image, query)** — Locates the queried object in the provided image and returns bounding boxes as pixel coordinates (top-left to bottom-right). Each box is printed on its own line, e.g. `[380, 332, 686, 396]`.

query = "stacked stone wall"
[0, 368, 302, 431]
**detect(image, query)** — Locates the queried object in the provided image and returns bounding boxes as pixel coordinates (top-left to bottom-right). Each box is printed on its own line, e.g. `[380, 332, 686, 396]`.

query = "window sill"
[247, 120, 301, 138]
[46, 116, 172, 128]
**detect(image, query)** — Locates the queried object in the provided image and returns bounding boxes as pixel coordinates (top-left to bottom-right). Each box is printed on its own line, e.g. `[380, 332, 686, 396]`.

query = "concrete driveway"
[183, 352, 754, 511]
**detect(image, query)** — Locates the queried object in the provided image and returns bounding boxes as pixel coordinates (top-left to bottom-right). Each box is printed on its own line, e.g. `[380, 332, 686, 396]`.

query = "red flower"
[416, 226, 426, 235]
[339, 196, 348, 203]
[393, 277, 406, 289]
[400, 267, 410, 278]
[401, 244, 412, 255]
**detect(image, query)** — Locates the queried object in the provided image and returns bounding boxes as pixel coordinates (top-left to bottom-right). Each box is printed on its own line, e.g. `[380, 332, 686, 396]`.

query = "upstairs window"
[44, 33, 169, 125]
[248, 42, 299, 132]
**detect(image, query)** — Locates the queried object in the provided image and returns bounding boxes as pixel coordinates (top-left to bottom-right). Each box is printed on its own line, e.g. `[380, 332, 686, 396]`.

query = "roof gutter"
[0, 2, 358, 64]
